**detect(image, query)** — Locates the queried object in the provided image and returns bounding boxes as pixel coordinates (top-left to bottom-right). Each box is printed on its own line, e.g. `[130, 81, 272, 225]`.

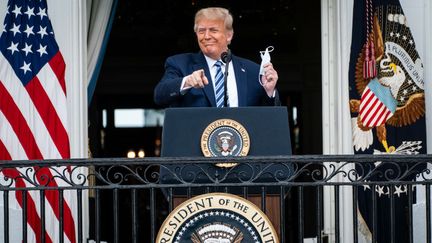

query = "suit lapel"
[193, 53, 216, 107]
[232, 56, 247, 107]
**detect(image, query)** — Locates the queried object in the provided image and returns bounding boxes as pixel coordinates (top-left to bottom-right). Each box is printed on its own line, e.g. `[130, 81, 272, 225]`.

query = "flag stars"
[394, 185, 405, 197]
[395, 33, 400, 38]
[37, 26, 48, 39]
[12, 5, 22, 18]
[403, 89, 408, 95]
[407, 79, 413, 85]
[23, 25, 34, 38]
[2, 24, 6, 33]
[376, 185, 385, 197]
[24, 6, 35, 19]
[21, 43, 33, 56]
[37, 7, 47, 20]
[402, 35, 407, 41]
[390, 32, 394, 37]
[9, 23, 21, 36]
[399, 96, 405, 102]
[7, 41, 19, 55]
[363, 184, 371, 191]
[20, 61, 31, 74]
[412, 86, 417, 92]
[37, 44, 48, 57]
[409, 40, 414, 45]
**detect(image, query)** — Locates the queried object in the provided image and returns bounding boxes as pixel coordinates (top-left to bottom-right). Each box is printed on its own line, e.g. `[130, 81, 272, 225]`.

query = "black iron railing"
[1, 155, 432, 243]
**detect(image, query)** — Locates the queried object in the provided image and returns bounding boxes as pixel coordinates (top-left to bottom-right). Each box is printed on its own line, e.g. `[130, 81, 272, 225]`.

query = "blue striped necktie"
[214, 60, 225, 108]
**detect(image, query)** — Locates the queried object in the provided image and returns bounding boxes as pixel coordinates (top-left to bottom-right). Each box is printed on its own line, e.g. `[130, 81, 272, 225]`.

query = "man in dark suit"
[154, 7, 279, 107]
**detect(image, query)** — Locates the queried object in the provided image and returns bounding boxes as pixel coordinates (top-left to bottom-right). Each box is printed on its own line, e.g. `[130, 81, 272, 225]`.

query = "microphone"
[221, 49, 232, 63]
[220, 49, 232, 107]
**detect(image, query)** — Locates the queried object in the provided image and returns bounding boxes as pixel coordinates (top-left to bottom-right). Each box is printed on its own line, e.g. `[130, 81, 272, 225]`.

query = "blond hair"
[194, 7, 233, 33]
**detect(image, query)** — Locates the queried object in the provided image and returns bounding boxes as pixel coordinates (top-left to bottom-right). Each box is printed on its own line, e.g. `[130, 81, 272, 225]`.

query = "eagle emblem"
[191, 223, 244, 243]
[350, 7, 424, 153]
[215, 131, 237, 156]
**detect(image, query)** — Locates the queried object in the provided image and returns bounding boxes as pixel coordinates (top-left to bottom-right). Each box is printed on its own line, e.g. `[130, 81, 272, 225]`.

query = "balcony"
[0, 155, 431, 243]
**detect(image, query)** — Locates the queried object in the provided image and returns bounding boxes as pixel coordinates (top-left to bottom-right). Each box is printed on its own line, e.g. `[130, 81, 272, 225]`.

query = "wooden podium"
[160, 107, 292, 237]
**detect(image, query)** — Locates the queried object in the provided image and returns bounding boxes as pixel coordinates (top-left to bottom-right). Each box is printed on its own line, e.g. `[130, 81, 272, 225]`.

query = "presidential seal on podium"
[200, 119, 250, 168]
[156, 193, 279, 243]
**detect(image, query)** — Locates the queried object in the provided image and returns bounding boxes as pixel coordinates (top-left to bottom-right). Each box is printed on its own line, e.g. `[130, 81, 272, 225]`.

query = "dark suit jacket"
[154, 52, 278, 107]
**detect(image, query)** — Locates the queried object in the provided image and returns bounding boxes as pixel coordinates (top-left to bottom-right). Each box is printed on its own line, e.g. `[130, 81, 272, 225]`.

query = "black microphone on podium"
[220, 49, 232, 108]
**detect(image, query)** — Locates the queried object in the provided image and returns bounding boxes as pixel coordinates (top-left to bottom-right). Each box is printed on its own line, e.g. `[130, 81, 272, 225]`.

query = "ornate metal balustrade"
[1, 155, 432, 243]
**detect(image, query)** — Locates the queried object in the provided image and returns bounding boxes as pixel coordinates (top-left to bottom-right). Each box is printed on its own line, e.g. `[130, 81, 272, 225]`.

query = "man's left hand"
[261, 63, 278, 97]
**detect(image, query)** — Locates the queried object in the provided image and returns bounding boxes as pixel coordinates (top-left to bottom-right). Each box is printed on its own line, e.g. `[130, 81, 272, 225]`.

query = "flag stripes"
[25, 77, 69, 158]
[359, 86, 393, 127]
[48, 52, 67, 94]
[2, 168, 54, 243]
[0, 110, 27, 159]
[0, 139, 12, 160]
[0, 79, 44, 159]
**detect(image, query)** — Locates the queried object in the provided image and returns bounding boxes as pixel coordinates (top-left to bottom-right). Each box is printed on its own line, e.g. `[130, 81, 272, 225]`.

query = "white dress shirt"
[180, 55, 239, 107]
[204, 55, 238, 107]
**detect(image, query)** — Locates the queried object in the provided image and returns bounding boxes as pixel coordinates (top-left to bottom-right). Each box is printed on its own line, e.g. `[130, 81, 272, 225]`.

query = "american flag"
[0, 0, 76, 242]
[359, 78, 397, 128]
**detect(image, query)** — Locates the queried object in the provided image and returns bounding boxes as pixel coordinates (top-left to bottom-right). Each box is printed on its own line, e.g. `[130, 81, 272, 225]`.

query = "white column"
[399, 1, 432, 242]
[48, 1, 89, 242]
[321, 0, 355, 242]
[47, 0, 88, 159]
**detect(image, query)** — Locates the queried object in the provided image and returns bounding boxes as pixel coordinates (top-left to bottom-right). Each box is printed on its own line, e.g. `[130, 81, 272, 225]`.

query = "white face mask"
[259, 46, 274, 76]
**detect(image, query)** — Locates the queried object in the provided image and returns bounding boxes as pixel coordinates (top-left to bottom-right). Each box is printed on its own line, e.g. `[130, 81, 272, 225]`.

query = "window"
[112, 109, 165, 128]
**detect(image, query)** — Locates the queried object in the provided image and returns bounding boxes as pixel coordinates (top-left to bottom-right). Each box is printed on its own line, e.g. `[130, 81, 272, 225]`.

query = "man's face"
[195, 18, 233, 60]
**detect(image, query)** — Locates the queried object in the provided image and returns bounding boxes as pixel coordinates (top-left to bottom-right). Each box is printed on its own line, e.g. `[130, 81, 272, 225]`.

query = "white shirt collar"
[203, 54, 223, 68]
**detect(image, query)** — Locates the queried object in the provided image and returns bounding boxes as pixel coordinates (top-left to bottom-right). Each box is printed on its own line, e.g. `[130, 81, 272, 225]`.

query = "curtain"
[87, 0, 118, 105]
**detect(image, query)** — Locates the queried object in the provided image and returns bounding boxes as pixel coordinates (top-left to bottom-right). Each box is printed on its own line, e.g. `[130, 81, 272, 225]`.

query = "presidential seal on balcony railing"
[156, 193, 278, 243]
[200, 119, 250, 168]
